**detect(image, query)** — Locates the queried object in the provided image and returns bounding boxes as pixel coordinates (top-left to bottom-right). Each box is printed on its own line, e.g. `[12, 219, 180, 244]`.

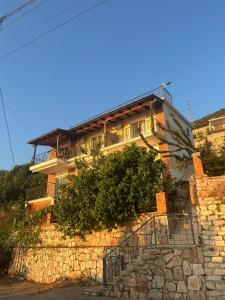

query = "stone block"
[213, 268, 225, 275]
[188, 275, 202, 290]
[148, 289, 163, 300]
[182, 260, 192, 275]
[152, 275, 164, 288]
[192, 264, 204, 275]
[173, 266, 184, 281]
[149, 265, 164, 275]
[163, 253, 174, 263]
[166, 256, 182, 268]
[174, 293, 185, 300]
[187, 290, 206, 300]
[177, 281, 188, 293]
[212, 256, 223, 263]
[206, 281, 215, 291]
[165, 281, 176, 292]
[165, 269, 174, 281]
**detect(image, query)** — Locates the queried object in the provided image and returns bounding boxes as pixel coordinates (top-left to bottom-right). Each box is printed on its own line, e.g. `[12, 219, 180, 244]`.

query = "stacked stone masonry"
[9, 214, 152, 284]
[192, 175, 225, 300]
[106, 246, 205, 300]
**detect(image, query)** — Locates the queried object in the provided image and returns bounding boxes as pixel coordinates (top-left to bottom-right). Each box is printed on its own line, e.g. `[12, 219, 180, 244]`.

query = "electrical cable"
[0, 87, 16, 167]
[2, 0, 48, 30]
[33, 0, 84, 30]
[4, 101, 37, 135]
[0, 0, 108, 61]
[0, 0, 38, 26]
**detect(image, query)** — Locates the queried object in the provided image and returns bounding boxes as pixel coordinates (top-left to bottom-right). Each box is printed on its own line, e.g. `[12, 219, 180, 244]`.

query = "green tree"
[95, 145, 164, 229]
[53, 144, 164, 237]
[0, 164, 46, 205]
[199, 138, 225, 176]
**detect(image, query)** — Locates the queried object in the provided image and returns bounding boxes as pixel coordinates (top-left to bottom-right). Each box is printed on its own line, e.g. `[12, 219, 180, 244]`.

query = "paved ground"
[0, 278, 117, 300]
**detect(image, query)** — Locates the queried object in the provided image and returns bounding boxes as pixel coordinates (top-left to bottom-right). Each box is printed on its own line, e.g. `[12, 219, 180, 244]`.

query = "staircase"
[102, 213, 196, 299]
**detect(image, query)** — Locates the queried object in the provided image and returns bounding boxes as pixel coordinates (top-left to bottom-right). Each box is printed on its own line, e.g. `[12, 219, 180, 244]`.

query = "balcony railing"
[32, 119, 166, 165]
[26, 182, 55, 201]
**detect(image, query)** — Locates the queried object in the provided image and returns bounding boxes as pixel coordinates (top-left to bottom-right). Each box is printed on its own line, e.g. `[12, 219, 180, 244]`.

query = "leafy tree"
[0, 164, 47, 205]
[53, 144, 164, 237]
[95, 145, 164, 229]
[199, 138, 225, 176]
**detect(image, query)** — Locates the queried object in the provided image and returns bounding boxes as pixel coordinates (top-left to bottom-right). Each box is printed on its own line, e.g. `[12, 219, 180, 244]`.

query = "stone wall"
[107, 246, 205, 300]
[191, 174, 225, 300]
[9, 214, 152, 284]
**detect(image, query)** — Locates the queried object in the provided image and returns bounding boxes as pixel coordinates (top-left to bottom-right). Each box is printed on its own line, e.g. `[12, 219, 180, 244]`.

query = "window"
[131, 120, 145, 138]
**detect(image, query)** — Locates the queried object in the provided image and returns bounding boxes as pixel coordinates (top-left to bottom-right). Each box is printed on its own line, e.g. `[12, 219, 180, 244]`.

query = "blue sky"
[0, 0, 225, 170]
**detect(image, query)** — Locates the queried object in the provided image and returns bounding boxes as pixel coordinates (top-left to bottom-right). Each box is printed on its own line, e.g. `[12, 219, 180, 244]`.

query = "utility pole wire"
[4, 101, 37, 135]
[0, 87, 16, 167]
[0, 0, 38, 25]
[2, 0, 48, 30]
[33, 0, 84, 30]
[0, 0, 108, 61]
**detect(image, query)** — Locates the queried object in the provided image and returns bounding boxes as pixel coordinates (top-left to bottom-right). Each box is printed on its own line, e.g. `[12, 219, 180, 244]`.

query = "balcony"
[106, 118, 165, 146]
[30, 149, 68, 174]
[30, 119, 166, 172]
[26, 182, 55, 202]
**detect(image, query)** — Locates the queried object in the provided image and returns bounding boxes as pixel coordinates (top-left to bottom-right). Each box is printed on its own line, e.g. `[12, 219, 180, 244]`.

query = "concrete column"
[192, 152, 205, 178]
[156, 192, 168, 213]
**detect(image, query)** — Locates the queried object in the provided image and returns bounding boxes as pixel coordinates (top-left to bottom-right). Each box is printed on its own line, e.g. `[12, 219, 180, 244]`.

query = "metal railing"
[34, 151, 52, 164]
[32, 120, 166, 165]
[109, 119, 165, 145]
[71, 86, 172, 129]
[103, 213, 195, 286]
[26, 182, 56, 201]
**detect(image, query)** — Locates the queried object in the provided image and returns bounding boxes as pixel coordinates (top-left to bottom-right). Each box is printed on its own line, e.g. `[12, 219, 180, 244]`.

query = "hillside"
[192, 108, 225, 129]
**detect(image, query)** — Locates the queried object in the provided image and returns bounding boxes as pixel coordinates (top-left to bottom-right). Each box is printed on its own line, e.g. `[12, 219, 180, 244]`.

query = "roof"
[27, 90, 163, 146]
[27, 128, 70, 146]
[28, 87, 190, 147]
[70, 94, 161, 134]
[192, 108, 225, 129]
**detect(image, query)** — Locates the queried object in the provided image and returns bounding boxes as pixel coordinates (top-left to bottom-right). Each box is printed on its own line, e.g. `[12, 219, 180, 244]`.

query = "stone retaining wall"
[190, 174, 225, 300]
[9, 214, 152, 284]
[108, 246, 205, 300]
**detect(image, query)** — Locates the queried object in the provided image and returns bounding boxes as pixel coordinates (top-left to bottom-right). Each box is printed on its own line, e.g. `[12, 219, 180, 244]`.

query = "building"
[26, 87, 193, 211]
[192, 108, 225, 148]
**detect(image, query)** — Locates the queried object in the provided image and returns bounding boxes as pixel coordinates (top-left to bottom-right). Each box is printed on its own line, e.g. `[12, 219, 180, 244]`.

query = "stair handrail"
[103, 212, 187, 260]
[102, 212, 193, 286]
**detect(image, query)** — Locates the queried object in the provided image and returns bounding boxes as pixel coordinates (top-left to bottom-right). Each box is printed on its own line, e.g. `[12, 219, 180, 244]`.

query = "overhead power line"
[0, 0, 38, 26]
[0, 87, 16, 167]
[33, 0, 84, 29]
[4, 101, 37, 135]
[0, 0, 108, 61]
[2, 0, 48, 30]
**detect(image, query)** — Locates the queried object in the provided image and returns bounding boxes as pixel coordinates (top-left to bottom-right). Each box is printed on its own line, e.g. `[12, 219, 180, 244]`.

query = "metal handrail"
[104, 212, 185, 260]
[26, 182, 55, 201]
[103, 212, 195, 286]
[71, 86, 172, 129]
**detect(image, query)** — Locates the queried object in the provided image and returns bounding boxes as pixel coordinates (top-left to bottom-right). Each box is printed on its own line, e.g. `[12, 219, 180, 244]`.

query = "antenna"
[186, 99, 192, 122]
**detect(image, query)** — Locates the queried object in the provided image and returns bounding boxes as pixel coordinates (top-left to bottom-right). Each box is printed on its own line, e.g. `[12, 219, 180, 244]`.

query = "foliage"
[0, 164, 47, 205]
[53, 144, 165, 237]
[198, 138, 225, 176]
[95, 145, 164, 229]
[0, 202, 48, 273]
